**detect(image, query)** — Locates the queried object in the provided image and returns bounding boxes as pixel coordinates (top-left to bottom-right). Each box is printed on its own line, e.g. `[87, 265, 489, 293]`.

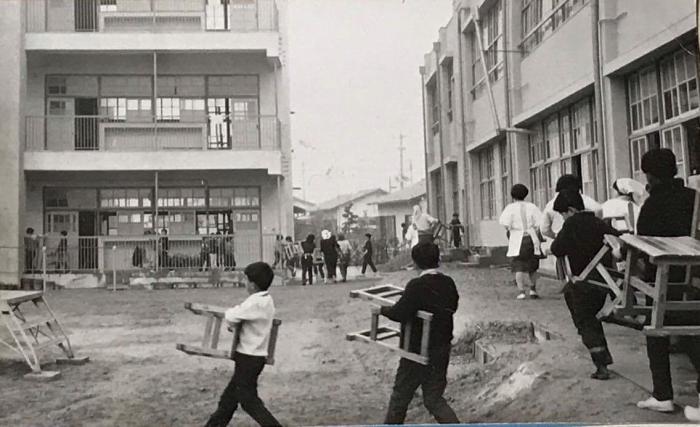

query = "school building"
[0, 0, 292, 286]
[421, 0, 698, 263]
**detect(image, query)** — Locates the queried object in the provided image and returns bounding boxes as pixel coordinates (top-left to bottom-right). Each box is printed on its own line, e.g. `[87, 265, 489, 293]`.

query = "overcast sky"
[288, 0, 454, 204]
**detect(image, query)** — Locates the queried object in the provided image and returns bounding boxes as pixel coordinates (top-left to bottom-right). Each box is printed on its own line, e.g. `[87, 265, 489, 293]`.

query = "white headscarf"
[613, 178, 646, 205]
[321, 229, 331, 240]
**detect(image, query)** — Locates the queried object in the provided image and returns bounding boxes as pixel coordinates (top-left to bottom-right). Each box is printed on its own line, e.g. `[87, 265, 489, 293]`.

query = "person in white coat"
[499, 184, 544, 300]
[601, 178, 645, 233]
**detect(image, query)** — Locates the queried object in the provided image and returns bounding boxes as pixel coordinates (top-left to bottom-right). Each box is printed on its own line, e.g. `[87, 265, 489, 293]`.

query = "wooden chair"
[605, 201, 637, 233]
[176, 303, 281, 365]
[346, 284, 433, 365]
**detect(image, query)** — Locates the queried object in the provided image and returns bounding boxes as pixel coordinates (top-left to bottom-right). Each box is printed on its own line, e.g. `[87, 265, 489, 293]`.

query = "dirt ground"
[0, 264, 696, 426]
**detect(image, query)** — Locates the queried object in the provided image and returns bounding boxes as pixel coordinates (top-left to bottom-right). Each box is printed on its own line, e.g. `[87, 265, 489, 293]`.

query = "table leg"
[621, 249, 638, 311]
[650, 264, 669, 330]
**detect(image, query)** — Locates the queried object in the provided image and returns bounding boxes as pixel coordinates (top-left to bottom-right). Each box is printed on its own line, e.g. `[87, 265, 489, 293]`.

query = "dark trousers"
[272, 251, 281, 268]
[313, 263, 325, 279]
[206, 352, 281, 427]
[325, 257, 338, 279]
[452, 234, 461, 248]
[647, 335, 700, 401]
[301, 256, 313, 285]
[564, 283, 613, 367]
[339, 255, 350, 282]
[362, 255, 377, 274]
[384, 348, 460, 424]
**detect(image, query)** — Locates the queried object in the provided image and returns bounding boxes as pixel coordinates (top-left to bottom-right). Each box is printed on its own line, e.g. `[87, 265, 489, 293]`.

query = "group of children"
[500, 148, 700, 421]
[272, 231, 379, 286]
[207, 240, 460, 426]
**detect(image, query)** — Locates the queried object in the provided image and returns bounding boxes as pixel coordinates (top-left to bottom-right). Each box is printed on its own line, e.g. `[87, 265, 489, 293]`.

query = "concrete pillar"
[0, 0, 25, 286]
[603, 76, 630, 186]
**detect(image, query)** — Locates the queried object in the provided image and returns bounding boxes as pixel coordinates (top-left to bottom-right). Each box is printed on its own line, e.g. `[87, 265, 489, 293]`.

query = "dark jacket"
[301, 241, 315, 256]
[320, 237, 339, 261]
[363, 240, 373, 258]
[550, 211, 621, 282]
[637, 178, 699, 307]
[381, 271, 459, 357]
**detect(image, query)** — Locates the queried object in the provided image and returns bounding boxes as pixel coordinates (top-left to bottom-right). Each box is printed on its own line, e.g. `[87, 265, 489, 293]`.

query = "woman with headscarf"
[413, 203, 438, 244]
[320, 229, 340, 283]
[499, 184, 544, 300]
[601, 178, 645, 233]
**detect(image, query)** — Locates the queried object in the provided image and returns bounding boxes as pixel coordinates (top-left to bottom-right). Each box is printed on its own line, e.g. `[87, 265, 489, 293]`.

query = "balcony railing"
[25, 114, 281, 152]
[26, 0, 279, 33]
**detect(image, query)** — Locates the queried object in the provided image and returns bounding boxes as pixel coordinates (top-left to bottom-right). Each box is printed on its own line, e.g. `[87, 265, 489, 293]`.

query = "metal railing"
[25, 114, 281, 152]
[26, 0, 278, 33]
[520, 0, 587, 56]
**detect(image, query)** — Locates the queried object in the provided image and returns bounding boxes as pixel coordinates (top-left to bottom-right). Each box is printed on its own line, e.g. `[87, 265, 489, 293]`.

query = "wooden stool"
[176, 302, 281, 365]
[0, 290, 88, 377]
[346, 284, 433, 365]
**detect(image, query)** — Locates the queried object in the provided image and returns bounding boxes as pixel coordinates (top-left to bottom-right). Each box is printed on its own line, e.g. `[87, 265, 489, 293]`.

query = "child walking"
[361, 233, 378, 276]
[205, 262, 281, 427]
[380, 242, 460, 424]
[550, 189, 621, 380]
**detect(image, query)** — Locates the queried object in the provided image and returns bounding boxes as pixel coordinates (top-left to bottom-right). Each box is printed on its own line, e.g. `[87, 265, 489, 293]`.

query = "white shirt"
[540, 193, 602, 239]
[338, 240, 352, 254]
[499, 201, 543, 257]
[601, 197, 640, 232]
[224, 291, 275, 357]
[414, 213, 437, 233]
[404, 225, 419, 248]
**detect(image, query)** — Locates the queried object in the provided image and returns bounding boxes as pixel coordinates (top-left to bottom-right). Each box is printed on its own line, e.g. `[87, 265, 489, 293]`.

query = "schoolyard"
[0, 264, 696, 426]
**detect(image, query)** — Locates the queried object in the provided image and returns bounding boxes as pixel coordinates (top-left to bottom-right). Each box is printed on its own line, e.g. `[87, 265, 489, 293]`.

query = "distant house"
[371, 180, 426, 242]
[314, 188, 388, 231]
[293, 197, 316, 219]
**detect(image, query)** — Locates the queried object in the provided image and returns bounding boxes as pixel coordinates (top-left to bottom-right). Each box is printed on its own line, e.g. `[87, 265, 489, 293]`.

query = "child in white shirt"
[206, 262, 281, 427]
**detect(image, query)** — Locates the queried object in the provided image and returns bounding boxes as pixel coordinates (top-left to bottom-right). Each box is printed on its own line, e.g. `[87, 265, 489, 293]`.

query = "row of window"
[477, 140, 509, 220]
[521, 0, 587, 55]
[45, 187, 261, 210]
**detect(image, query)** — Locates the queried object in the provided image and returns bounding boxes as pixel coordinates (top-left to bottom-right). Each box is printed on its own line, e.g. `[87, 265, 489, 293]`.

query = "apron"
[506, 203, 542, 258]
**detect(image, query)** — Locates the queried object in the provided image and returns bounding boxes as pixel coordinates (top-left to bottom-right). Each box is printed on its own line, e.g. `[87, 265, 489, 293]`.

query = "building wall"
[421, 0, 699, 262]
[0, 0, 25, 285]
[377, 200, 421, 241]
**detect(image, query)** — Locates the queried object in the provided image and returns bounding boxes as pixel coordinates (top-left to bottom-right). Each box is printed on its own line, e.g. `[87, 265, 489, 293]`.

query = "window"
[478, 146, 496, 219]
[628, 67, 660, 131]
[48, 100, 67, 116]
[662, 125, 687, 179]
[47, 77, 67, 95]
[499, 140, 509, 210]
[156, 98, 181, 121]
[472, 1, 503, 98]
[445, 63, 454, 122]
[427, 81, 439, 135]
[46, 189, 69, 208]
[46, 213, 76, 233]
[233, 187, 260, 207]
[571, 99, 592, 151]
[100, 188, 151, 209]
[521, 0, 588, 55]
[630, 136, 650, 182]
[660, 50, 699, 120]
[209, 188, 235, 208]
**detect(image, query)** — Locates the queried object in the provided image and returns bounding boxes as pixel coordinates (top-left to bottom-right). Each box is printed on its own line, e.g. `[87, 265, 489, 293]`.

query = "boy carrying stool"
[205, 262, 282, 427]
[379, 242, 460, 424]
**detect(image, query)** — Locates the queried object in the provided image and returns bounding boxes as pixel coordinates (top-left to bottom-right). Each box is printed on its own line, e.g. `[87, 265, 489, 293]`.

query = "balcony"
[26, 0, 278, 33]
[24, 114, 283, 173]
[24, 0, 280, 55]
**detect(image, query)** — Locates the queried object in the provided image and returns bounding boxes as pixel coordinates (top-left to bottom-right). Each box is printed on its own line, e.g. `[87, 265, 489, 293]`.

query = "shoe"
[590, 366, 610, 380]
[684, 405, 700, 422]
[529, 290, 539, 299]
[324, 278, 328, 284]
[516, 293, 527, 300]
[637, 396, 674, 412]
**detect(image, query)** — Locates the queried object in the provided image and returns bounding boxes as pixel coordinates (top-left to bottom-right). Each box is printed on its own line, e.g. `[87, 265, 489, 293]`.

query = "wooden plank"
[266, 319, 281, 366]
[630, 276, 656, 297]
[575, 246, 610, 284]
[176, 343, 230, 359]
[202, 315, 214, 348]
[210, 317, 222, 349]
[345, 333, 428, 365]
[33, 336, 66, 351]
[12, 316, 55, 332]
[370, 308, 379, 341]
[650, 265, 670, 329]
[662, 301, 700, 311]
[184, 302, 228, 317]
[622, 249, 638, 311]
[596, 265, 623, 299]
[420, 313, 431, 358]
[644, 326, 700, 337]
[0, 291, 44, 305]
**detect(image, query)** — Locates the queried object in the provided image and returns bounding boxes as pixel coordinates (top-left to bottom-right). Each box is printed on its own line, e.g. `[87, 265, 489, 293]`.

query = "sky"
[287, 0, 454, 204]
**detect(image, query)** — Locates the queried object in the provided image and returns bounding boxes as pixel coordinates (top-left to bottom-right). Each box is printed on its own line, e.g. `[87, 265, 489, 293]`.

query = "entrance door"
[78, 211, 97, 269]
[75, 0, 99, 32]
[75, 98, 99, 150]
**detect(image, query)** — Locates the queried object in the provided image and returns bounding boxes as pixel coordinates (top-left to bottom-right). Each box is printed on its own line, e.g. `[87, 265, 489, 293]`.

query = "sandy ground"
[0, 264, 697, 426]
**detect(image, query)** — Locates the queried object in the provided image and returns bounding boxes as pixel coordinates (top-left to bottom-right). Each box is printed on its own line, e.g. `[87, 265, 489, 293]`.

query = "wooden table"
[619, 234, 700, 336]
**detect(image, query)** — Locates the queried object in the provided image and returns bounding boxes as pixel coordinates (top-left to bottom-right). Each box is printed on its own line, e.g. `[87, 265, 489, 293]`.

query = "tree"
[341, 203, 359, 235]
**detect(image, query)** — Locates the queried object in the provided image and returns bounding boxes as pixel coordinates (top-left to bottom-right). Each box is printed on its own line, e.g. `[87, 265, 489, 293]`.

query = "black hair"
[452, 213, 459, 217]
[285, 236, 292, 242]
[26, 227, 34, 234]
[555, 174, 582, 192]
[60, 230, 67, 236]
[641, 148, 677, 179]
[411, 242, 440, 269]
[365, 233, 372, 238]
[553, 189, 584, 213]
[510, 184, 529, 201]
[306, 234, 315, 243]
[244, 262, 274, 291]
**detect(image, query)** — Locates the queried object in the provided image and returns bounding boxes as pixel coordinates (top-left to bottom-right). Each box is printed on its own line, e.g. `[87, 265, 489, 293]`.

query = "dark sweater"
[320, 238, 339, 261]
[550, 212, 620, 282]
[381, 272, 459, 356]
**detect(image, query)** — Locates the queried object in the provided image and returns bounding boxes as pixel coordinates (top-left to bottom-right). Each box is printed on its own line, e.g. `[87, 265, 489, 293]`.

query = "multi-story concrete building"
[0, 0, 292, 286]
[421, 0, 698, 265]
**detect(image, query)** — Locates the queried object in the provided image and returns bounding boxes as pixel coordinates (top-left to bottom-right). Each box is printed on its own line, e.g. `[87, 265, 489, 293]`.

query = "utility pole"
[398, 133, 406, 189]
[409, 161, 414, 184]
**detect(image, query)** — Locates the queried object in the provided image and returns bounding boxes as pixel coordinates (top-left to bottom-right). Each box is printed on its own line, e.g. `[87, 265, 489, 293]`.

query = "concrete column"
[0, 0, 25, 286]
[603, 76, 630, 185]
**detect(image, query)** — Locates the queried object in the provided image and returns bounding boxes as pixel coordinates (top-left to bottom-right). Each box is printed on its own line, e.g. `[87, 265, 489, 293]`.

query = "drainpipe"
[419, 69, 432, 214]
[434, 42, 449, 224]
[591, 0, 608, 199]
[502, 1, 515, 198]
[455, 6, 470, 247]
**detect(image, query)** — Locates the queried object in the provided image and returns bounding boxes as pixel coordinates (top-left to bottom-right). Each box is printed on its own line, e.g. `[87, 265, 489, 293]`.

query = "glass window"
[156, 98, 181, 121]
[661, 50, 699, 120]
[628, 67, 660, 131]
[479, 146, 496, 219]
